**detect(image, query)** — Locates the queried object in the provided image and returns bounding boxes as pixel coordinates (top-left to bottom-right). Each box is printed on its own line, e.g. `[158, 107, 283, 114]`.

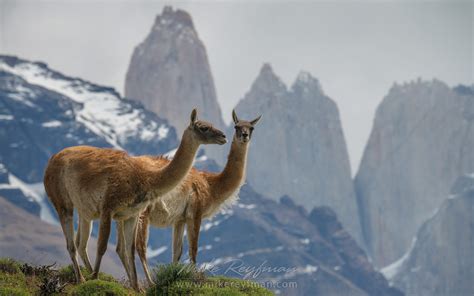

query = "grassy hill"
[0, 258, 273, 295]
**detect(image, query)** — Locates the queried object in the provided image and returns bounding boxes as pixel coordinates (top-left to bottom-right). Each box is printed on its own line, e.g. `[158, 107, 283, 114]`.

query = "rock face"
[383, 175, 474, 296]
[225, 64, 361, 243]
[125, 6, 225, 137]
[145, 158, 401, 296]
[355, 80, 474, 267]
[0, 55, 178, 219]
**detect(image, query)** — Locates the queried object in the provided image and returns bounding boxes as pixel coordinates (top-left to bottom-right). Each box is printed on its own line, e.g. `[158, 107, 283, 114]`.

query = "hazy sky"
[1, 0, 472, 172]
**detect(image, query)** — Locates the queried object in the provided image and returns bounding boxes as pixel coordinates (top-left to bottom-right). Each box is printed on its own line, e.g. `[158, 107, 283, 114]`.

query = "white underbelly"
[149, 186, 190, 227]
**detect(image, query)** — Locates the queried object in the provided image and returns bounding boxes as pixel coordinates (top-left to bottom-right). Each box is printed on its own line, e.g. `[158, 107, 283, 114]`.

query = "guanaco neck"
[149, 128, 199, 195]
[213, 138, 249, 200]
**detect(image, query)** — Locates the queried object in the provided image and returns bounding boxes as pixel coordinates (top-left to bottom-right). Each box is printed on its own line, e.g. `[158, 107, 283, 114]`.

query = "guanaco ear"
[232, 109, 239, 124]
[250, 115, 262, 126]
[190, 108, 198, 125]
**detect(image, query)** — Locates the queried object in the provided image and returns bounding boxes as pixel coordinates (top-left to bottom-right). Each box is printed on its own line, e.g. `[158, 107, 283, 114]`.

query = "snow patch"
[147, 246, 168, 259]
[158, 125, 169, 139]
[381, 237, 417, 280]
[237, 203, 256, 210]
[0, 114, 14, 120]
[300, 238, 310, 245]
[164, 148, 178, 159]
[202, 220, 221, 231]
[42, 120, 62, 128]
[0, 163, 7, 174]
[195, 154, 208, 162]
[5, 174, 58, 225]
[198, 245, 212, 251]
[7, 93, 35, 107]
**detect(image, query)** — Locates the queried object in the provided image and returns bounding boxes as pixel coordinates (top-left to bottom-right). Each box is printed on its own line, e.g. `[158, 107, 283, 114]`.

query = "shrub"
[147, 263, 205, 295]
[71, 279, 128, 296]
[0, 258, 21, 274]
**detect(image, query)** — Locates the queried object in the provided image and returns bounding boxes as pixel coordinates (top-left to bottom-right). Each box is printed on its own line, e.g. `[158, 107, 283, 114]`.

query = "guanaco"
[134, 110, 260, 284]
[43, 109, 226, 290]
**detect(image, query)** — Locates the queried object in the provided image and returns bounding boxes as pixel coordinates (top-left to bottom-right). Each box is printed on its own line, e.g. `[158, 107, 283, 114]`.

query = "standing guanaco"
[44, 109, 226, 290]
[134, 110, 260, 284]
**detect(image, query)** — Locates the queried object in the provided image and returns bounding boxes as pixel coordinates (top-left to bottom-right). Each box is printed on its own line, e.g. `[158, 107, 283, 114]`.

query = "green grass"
[71, 280, 129, 296]
[0, 286, 30, 296]
[0, 258, 272, 295]
[147, 263, 273, 296]
[0, 271, 30, 296]
[0, 258, 132, 295]
[58, 265, 116, 283]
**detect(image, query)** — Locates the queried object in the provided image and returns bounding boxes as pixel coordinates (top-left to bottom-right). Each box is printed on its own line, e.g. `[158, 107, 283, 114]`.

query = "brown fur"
[43, 109, 226, 290]
[134, 111, 261, 285]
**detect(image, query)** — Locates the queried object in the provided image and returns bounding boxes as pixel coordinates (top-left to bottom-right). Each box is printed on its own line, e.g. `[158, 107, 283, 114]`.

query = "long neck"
[150, 129, 199, 195]
[213, 139, 249, 200]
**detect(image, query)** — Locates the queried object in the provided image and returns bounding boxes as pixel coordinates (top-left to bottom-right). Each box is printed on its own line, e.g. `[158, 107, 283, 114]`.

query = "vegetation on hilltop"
[0, 259, 273, 295]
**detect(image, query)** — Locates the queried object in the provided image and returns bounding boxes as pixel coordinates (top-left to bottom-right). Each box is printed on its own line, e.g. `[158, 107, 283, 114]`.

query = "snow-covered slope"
[0, 56, 176, 152]
[0, 55, 178, 221]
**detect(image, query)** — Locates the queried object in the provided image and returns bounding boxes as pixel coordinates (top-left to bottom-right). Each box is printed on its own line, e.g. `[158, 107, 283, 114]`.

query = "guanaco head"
[187, 108, 227, 145]
[232, 110, 261, 144]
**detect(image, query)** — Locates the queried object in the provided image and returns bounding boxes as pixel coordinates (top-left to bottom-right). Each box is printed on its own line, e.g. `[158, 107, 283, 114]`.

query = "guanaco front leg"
[186, 215, 202, 264]
[76, 216, 93, 272]
[59, 210, 85, 283]
[92, 211, 112, 279]
[122, 216, 139, 291]
[116, 221, 132, 282]
[136, 215, 154, 285]
[172, 220, 186, 263]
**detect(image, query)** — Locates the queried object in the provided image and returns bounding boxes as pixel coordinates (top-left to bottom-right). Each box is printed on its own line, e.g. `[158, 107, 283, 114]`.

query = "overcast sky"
[1, 0, 472, 171]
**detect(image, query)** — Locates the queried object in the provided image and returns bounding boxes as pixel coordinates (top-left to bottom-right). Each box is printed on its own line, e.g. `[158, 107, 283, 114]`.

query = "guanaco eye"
[250, 127, 254, 131]
[200, 126, 209, 132]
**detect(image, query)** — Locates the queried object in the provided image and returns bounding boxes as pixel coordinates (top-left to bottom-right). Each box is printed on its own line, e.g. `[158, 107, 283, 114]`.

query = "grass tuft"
[71, 279, 128, 296]
[146, 263, 273, 296]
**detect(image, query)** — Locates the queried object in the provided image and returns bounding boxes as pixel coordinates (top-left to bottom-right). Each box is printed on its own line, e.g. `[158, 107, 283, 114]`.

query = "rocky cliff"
[146, 158, 401, 296]
[382, 174, 474, 296]
[225, 64, 361, 243]
[125, 6, 224, 137]
[355, 80, 474, 267]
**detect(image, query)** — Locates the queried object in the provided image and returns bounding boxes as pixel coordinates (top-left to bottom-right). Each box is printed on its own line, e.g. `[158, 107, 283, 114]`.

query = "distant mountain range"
[124, 7, 362, 247]
[355, 80, 474, 268]
[0, 55, 400, 295]
[122, 6, 473, 296]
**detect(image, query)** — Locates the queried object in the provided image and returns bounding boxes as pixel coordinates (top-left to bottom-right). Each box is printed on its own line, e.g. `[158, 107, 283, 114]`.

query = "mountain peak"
[125, 6, 224, 137]
[292, 70, 323, 94]
[154, 6, 194, 30]
[295, 71, 317, 84]
[260, 63, 274, 75]
[250, 63, 286, 94]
